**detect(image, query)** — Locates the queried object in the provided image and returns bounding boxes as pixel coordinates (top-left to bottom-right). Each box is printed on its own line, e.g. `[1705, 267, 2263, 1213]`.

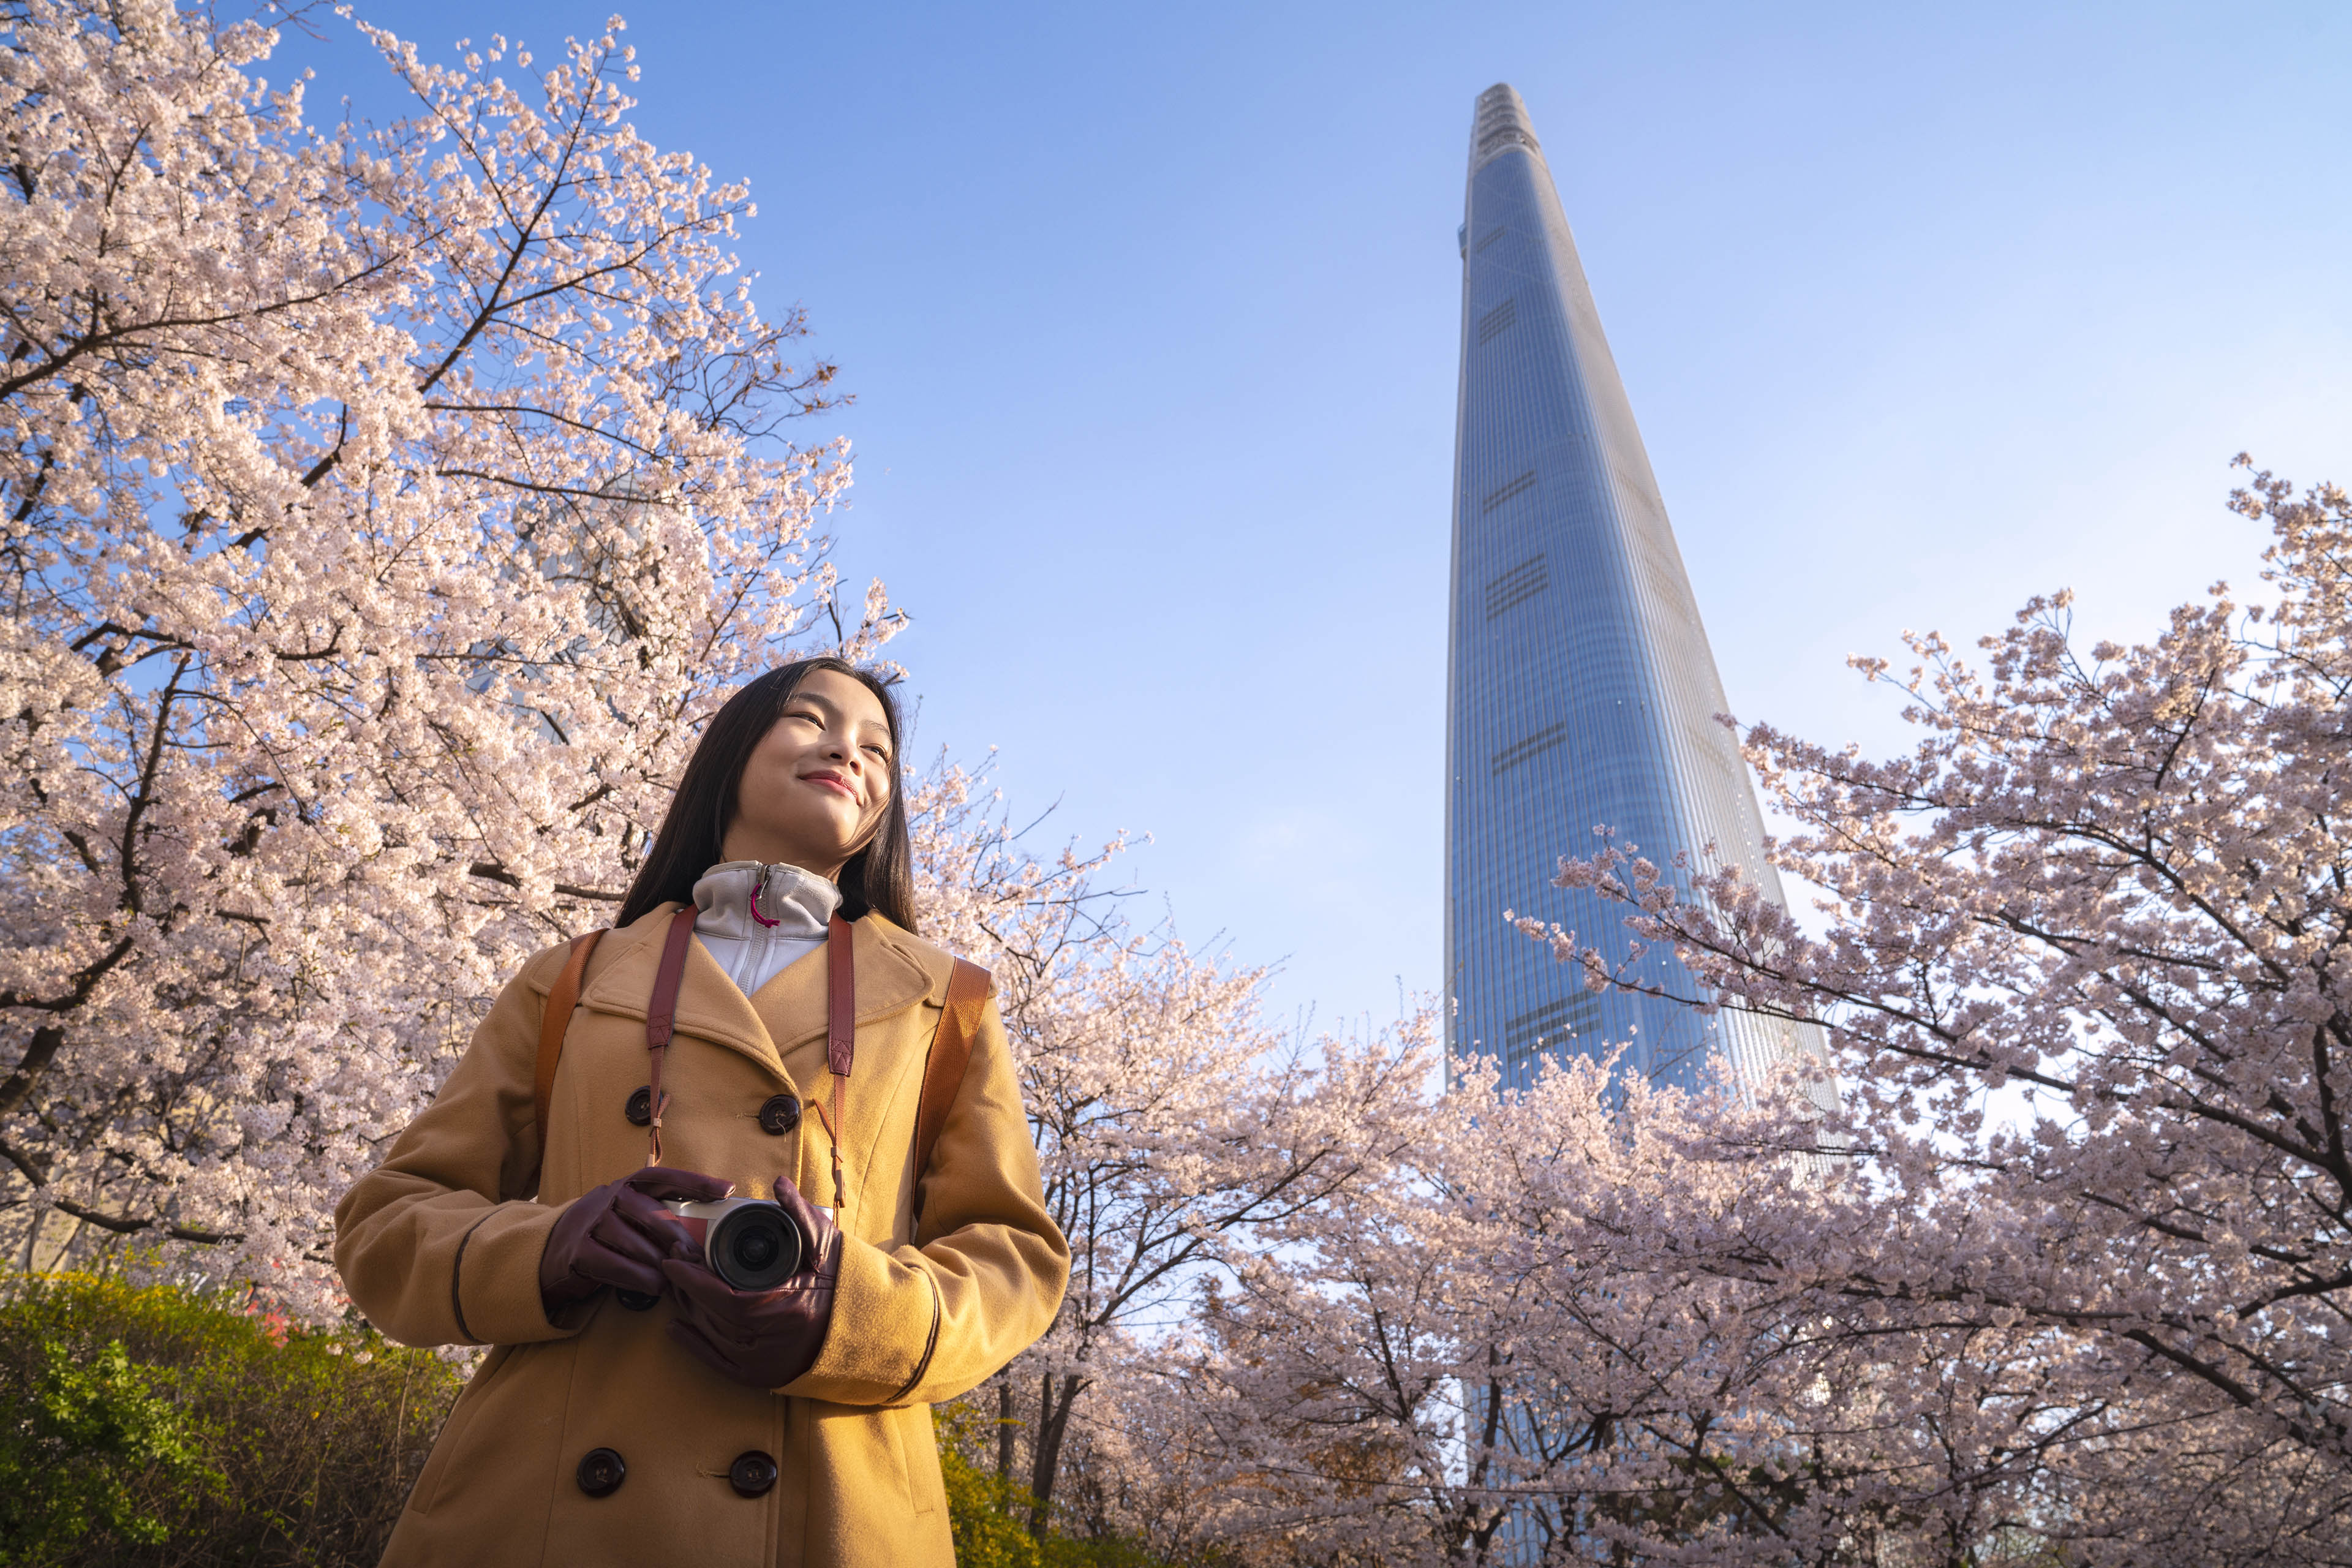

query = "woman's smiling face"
[720, 668, 895, 880]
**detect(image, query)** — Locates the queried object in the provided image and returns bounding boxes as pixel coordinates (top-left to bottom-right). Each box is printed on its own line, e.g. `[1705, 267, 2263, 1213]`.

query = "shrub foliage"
[1, 1273, 1180, 1566]
[0, 1272, 460, 1566]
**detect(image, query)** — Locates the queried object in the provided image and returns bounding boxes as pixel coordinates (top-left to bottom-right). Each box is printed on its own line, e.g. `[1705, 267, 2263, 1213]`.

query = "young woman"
[336, 658, 1068, 1567]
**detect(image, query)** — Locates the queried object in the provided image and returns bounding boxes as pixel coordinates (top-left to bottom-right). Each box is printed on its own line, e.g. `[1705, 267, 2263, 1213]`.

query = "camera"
[663, 1196, 804, 1291]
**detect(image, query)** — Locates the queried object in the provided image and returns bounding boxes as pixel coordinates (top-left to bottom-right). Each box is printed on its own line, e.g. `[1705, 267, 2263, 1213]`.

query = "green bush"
[0, 1272, 461, 1567]
[1, 1272, 1181, 1566]
[941, 1440, 1054, 1568]
[0, 1338, 225, 1561]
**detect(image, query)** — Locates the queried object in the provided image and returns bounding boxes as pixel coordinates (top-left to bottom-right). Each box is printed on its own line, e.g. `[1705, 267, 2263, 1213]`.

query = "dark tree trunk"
[1025, 1370, 1086, 1538]
[0, 1025, 64, 1118]
[997, 1373, 1018, 1505]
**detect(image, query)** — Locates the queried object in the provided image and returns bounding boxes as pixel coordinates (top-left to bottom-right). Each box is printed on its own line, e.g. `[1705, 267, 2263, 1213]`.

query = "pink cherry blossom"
[911, 758, 1434, 1528]
[1113, 466, 2351, 1566]
[0, 1, 881, 1306]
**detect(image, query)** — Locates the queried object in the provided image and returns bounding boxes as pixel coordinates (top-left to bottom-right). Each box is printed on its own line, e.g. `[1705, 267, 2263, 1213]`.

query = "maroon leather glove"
[539, 1166, 731, 1316]
[662, 1175, 842, 1390]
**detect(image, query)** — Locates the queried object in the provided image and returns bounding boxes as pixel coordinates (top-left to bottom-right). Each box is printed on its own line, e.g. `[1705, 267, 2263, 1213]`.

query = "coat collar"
[578, 905, 938, 1079]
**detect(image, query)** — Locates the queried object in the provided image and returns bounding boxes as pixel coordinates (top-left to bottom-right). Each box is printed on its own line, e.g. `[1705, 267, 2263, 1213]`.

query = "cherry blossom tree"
[0, 0, 884, 1299]
[1171, 1044, 1508, 1568]
[1188, 1051, 2244, 1567]
[1137, 467, 2350, 1567]
[1003, 949, 1426, 1531]
[908, 758, 1433, 1536]
[1449, 461, 2352, 1562]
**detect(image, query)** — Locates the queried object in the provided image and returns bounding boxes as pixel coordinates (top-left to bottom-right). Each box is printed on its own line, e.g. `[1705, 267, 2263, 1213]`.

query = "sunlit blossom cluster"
[1142, 469, 2351, 1564]
[0, 1, 878, 1303]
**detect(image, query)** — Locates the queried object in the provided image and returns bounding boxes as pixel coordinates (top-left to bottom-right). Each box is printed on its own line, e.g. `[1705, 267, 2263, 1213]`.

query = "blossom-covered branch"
[0, 1, 888, 1302]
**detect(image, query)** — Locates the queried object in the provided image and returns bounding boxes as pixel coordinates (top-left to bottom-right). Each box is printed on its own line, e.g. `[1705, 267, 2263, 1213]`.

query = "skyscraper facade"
[1446, 84, 1821, 1095]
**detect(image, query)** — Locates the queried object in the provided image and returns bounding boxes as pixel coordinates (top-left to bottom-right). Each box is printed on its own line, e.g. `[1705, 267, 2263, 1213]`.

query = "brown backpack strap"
[911, 959, 993, 1222]
[533, 929, 607, 1174]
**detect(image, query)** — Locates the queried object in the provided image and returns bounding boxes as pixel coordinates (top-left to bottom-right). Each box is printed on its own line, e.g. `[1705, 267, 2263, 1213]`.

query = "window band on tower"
[1503, 995, 1600, 1053]
[1481, 469, 1536, 512]
[1484, 554, 1548, 619]
[1490, 722, 1568, 775]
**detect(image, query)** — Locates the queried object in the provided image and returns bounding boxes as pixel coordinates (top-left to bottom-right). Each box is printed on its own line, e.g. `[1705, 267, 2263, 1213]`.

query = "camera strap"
[641, 905, 700, 1166]
[821, 914, 856, 1210]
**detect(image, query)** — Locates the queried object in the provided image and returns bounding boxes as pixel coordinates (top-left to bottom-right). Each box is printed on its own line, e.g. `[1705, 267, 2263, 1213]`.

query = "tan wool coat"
[335, 905, 1069, 1568]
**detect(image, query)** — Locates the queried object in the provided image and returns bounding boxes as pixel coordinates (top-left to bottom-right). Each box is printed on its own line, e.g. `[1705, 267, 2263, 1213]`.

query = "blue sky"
[312, 2, 2351, 1037]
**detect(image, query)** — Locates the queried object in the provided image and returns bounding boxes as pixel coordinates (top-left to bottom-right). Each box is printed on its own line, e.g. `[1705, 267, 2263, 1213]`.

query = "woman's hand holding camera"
[538, 1164, 841, 1390]
[662, 1174, 842, 1390]
[539, 1166, 731, 1315]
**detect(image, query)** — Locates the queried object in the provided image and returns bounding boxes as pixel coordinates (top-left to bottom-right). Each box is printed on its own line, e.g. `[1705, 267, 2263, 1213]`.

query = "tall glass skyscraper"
[1446, 84, 1823, 1096]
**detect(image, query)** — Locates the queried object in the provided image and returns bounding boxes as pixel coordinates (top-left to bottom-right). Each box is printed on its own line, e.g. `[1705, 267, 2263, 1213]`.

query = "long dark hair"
[615, 658, 916, 932]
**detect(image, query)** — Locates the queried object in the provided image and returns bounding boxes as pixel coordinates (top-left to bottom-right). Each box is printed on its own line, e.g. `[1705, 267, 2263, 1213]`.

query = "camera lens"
[708, 1202, 800, 1291]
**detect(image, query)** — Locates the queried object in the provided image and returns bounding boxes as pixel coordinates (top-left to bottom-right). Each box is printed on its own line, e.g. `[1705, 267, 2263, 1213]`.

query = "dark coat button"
[757, 1094, 801, 1136]
[577, 1447, 627, 1498]
[625, 1086, 652, 1126]
[729, 1450, 779, 1498]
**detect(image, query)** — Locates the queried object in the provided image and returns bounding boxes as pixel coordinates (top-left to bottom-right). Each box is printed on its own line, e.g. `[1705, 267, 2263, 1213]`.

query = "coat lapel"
[751, 917, 937, 1059]
[578, 905, 782, 1077]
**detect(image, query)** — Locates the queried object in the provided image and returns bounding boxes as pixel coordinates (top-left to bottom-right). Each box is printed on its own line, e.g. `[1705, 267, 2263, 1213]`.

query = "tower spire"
[1470, 83, 1541, 169]
[1444, 85, 1828, 1099]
